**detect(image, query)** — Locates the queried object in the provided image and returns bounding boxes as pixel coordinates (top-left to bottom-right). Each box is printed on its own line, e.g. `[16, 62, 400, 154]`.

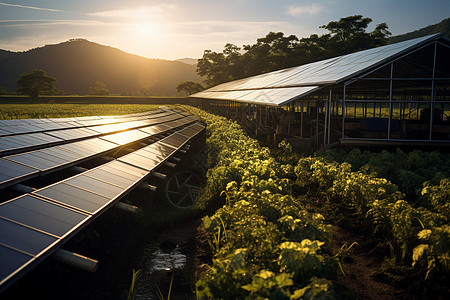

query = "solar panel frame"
[0, 194, 90, 238]
[0, 159, 39, 189]
[117, 152, 161, 172]
[191, 34, 442, 106]
[34, 182, 112, 215]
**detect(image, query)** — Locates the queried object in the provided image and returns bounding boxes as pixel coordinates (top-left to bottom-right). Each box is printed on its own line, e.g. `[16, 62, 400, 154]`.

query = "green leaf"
[203, 215, 212, 229]
[274, 273, 293, 288]
[291, 287, 308, 299]
[412, 244, 429, 266]
[417, 229, 432, 240]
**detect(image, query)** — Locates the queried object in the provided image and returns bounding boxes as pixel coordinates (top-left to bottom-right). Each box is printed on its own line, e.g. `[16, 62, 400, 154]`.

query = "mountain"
[0, 39, 202, 96]
[389, 18, 450, 44]
[175, 58, 199, 66]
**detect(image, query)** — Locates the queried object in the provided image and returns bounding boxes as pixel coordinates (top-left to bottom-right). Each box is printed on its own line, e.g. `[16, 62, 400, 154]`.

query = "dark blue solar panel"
[0, 194, 89, 237]
[0, 159, 38, 188]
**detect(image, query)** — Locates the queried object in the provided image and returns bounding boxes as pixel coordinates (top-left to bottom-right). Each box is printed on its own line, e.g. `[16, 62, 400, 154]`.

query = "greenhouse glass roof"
[191, 33, 443, 106]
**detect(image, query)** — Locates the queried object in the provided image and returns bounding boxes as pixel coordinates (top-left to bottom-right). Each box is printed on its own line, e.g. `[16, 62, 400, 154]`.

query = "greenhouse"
[190, 33, 450, 148]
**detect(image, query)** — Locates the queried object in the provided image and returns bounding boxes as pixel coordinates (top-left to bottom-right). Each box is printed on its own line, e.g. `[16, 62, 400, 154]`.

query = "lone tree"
[176, 81, 204, 96]
[89, 81, 110, 95]
[17, 69, 59, 97]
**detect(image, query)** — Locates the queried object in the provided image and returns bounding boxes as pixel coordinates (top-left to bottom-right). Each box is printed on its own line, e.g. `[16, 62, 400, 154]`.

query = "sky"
[0, 0, 449, 60]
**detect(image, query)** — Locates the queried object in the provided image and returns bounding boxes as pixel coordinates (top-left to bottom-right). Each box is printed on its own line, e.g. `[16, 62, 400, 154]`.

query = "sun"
[136, 23, 156, 39]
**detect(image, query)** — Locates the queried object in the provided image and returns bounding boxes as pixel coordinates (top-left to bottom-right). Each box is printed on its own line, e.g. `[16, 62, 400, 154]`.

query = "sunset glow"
[0, 0, 449, 60]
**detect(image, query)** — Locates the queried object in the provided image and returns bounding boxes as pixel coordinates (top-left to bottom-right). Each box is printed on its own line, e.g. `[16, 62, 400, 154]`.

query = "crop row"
[184, 106, 449, 298]
[294, 156, 449, 280]
[186, 106, 340, 299]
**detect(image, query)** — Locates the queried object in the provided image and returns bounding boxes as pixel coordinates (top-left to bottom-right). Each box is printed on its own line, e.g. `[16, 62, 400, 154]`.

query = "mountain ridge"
[388, 18, 450, 43]
[0, 39, 202, 96]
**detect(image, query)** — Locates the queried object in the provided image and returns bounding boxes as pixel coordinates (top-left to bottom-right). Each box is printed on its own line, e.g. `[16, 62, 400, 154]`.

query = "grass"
[0, 103, 161, 119]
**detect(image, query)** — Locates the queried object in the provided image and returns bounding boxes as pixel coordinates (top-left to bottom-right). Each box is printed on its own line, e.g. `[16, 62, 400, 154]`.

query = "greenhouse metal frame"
[191, 33, 450, 148]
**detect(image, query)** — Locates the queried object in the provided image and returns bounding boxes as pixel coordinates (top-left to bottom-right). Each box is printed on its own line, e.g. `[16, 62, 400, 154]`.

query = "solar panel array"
[191, 33, 442, 106]
[0, 110, 197, 189]
[0, 109, 184, 155]
[0, 108, 205, 292]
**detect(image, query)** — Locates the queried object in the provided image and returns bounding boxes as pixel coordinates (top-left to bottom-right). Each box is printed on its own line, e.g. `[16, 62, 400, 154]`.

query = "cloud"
[0, 20, 111, 29]
[0, 2, 63, 12]
[87, 4, 178, 19]
[286, 3, 324, 16]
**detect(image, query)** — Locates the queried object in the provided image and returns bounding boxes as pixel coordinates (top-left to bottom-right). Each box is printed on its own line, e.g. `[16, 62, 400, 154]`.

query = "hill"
[0, 39, 202, 96]
[175, 58, 199, 66]
[389, 18, 450, 43]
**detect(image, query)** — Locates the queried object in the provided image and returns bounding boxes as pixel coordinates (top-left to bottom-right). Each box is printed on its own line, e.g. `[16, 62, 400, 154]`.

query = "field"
[1, 103, 449, 299]
[0, 103, 161, 119]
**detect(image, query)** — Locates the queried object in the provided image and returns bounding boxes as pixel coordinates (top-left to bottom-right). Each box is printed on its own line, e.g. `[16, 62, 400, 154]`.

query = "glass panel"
[118, 153, 159, 171]
[0, 245, 33, 280]
[100, 130, 149, 145]
[0, 195, 88, 237]
[4, 153, 60, 171]
[0, 218, 57, 255]
[83, 168, 136, 189]
[102, 160, 148, 178]
[34, 183, 110, 214]
[403, 103, 430, 140]
[64, 176, 124, 199]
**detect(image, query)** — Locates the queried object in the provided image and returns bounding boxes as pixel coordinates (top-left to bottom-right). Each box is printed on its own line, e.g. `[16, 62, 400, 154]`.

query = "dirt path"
[329, 224, 408, 299]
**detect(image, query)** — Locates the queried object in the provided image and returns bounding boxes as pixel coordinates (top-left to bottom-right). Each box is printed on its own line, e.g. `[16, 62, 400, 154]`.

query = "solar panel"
[0, 110, 206, 292]
[100, 130, 150, 145]
[0, 217, 58, 256]
[57, 138, 117, 157]
[0, 194, 89, 237]
[0, 133, 63, 155]
[82, 167, 137, 189]
[117, 152, 160, 172]
[34, 183, 111, 214]
[45, 127, 100, 141]
[146, 142, 177, 157]
[138, 124, 170, 135]
[135, 147, 169, 163]
[159, 133, 189, 149]
[191, 33, 442, 106]
[177, 123, 205, 137]
[0, 159, 39, 188]
[99, 160, 148, 179]
[0, 244, 33, 281]
[64, 176, 125, 199]
[3, 147, 83, 173]
[4, 154, 63, 172]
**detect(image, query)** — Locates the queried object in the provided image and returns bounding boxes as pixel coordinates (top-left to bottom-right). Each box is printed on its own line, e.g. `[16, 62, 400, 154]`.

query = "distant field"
[0, 104, 161, 119]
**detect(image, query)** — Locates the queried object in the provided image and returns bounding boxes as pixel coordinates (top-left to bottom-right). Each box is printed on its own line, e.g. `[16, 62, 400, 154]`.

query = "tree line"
[2, 15, 392, 97]
[196, 15, 391, 88]
[0, 70, 158, 98]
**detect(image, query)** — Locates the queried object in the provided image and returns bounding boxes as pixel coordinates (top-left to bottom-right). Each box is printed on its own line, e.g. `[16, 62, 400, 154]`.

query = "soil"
[327, 224, 407, 299]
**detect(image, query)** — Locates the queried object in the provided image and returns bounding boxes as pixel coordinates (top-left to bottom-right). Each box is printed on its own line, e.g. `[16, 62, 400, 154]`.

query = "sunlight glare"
[136, 24, 156, 39]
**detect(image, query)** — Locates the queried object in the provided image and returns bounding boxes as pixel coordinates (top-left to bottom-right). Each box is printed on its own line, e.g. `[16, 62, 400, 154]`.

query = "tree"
[0, 86, 6, 94]
[196, 15, 391, 87]
[320, 15, 391, 55]
[138, 85, 151, 96]
[89, 81, 109, 95]
[197, 44, 242, 87]
[17, 69, 59, 97]
[176, 81, 204, 96]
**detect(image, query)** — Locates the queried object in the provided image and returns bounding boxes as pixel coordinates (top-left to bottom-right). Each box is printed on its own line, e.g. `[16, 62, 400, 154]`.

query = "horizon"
[0, 1, 449, 60]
